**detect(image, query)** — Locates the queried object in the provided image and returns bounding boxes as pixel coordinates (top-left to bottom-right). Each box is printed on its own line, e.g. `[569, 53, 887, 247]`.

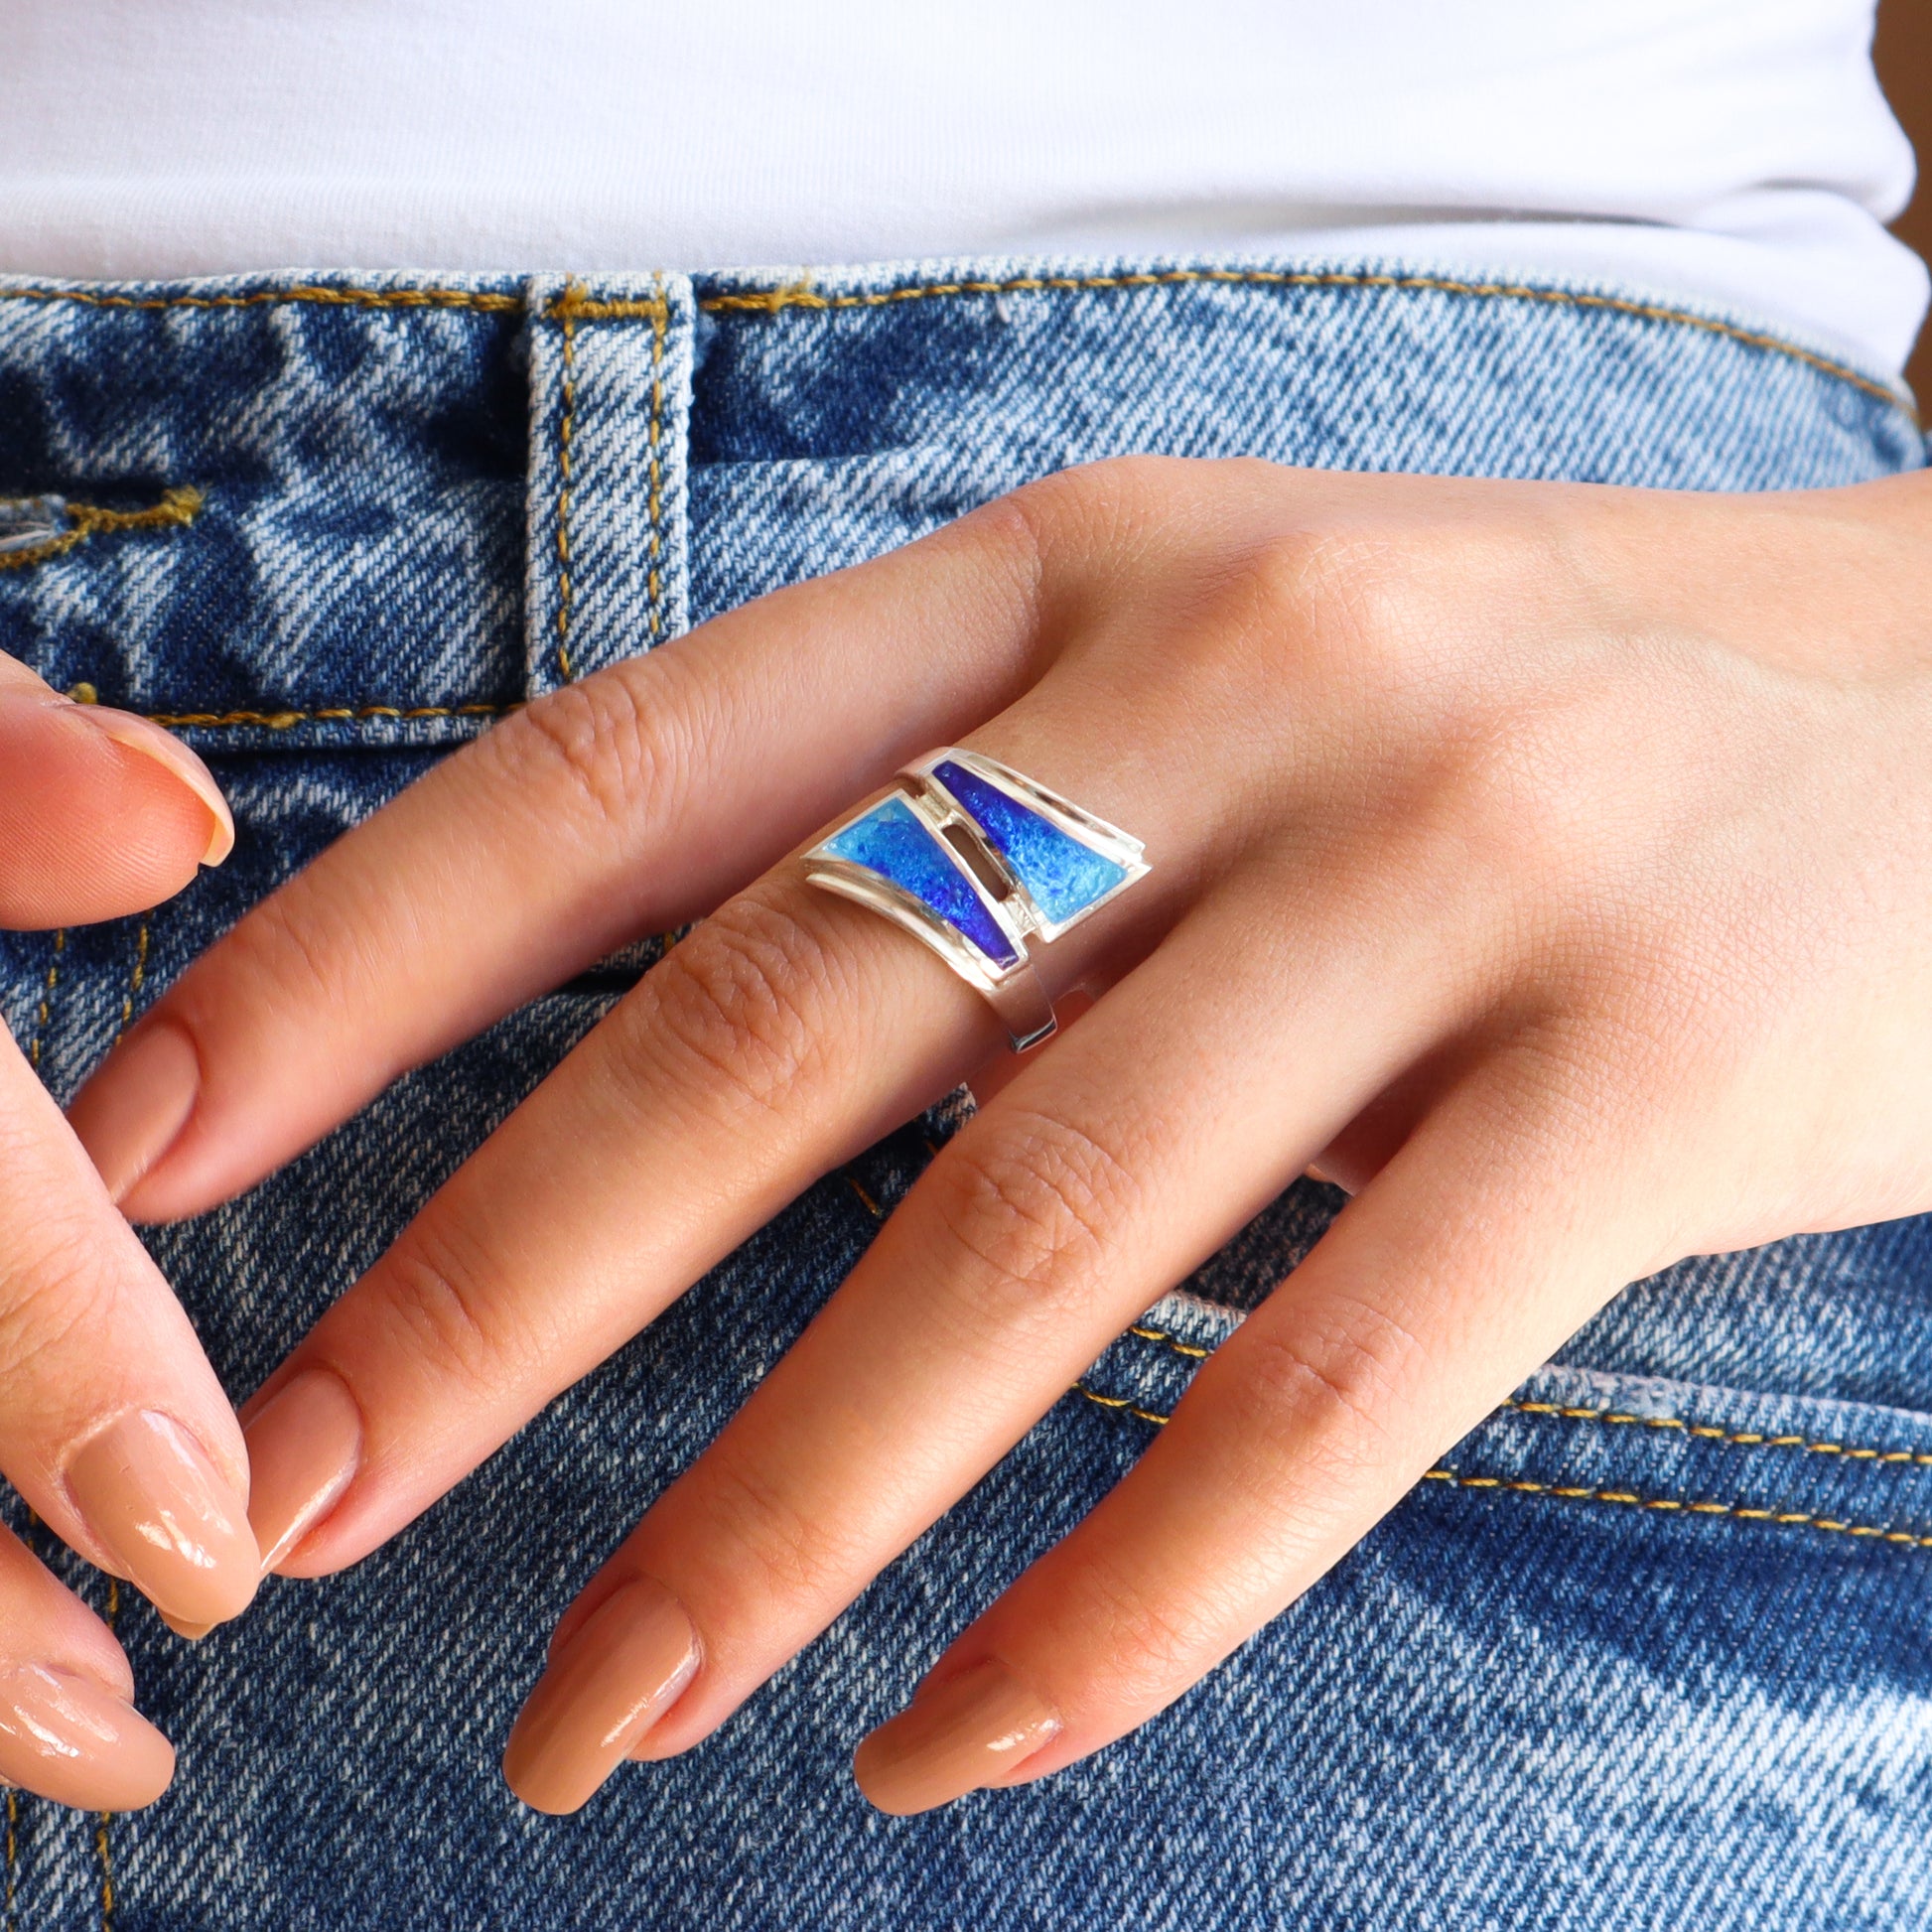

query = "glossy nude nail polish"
[67, 1020, 202, 1207]
[853, 1658, 1061, 1815]
[502, 1579, 700, 1815]
[242, 1369, 364, 1572]
[0, 1664, 175, 1811]
[65, 1411, 260, 1627]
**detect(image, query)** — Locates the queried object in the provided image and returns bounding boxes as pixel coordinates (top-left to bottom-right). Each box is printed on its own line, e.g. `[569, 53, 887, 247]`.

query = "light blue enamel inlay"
[821, 795, 1020, 969]
[934, 759, 1129, 926]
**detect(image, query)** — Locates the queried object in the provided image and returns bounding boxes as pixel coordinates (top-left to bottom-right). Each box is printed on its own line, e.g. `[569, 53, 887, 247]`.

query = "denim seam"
[1418, 1468, 1932, 1552]
[3, 1787, 15, 1932]
[645, 275, 667, 647]
[1, 271, 1894, 416]
[1124, 1325, 1932, 1474]
[95, 1779, 114, 1932]
[537, 283, 675, 683]
[117, 921, 150, 1035]
[0, 488, 203, 574]
[100, 702, 515, 731]
[0, 285, 520, 317]
[28, 930, 64, 1072]
[699, 269, 1908, 416]
[1078, 1389, 1932, 1554]
[845, 1173, 887, 1219]
[1499, 1398, 1932, 1471]
[553, 295, 581, 682]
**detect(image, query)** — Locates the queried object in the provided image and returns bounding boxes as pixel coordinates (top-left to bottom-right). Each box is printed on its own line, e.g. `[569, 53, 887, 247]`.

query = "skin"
[63, 455, 1932, 1811]
[0, 656, 251, 1811]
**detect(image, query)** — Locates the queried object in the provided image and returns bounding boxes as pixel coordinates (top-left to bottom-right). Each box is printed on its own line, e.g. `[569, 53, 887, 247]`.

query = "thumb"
[0, 658, 232, 929]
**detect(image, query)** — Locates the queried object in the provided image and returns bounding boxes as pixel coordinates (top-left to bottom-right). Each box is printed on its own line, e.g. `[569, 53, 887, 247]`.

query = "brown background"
[1876, 0, 1932, 395]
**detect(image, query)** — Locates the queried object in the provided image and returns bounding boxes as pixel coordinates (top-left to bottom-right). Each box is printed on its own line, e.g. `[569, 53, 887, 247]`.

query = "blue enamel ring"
[801, 749, 1149, 1051]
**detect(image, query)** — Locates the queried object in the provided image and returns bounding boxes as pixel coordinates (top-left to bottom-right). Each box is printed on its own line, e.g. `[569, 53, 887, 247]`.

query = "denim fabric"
[1, 256, 1929, 1930]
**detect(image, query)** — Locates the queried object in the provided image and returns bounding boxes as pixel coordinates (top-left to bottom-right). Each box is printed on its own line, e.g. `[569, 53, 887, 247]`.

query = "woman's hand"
[67, 456, 1932, 1813]
[0, 658, 256, 1810]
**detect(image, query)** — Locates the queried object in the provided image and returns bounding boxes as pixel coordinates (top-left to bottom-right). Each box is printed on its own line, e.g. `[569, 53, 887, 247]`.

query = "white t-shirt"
[2, 0, 1923, 381]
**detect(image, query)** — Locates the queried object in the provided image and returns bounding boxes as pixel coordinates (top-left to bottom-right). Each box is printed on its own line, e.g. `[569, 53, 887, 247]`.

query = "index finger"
[68, 457, 1291, 1223]
[69, 489, 1059, 1221]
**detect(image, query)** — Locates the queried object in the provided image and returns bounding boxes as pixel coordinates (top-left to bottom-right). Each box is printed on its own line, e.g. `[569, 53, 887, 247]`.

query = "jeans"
[1, 255, 1927, 1930]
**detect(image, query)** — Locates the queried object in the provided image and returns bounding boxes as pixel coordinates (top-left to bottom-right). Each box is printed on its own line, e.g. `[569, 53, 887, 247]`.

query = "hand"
[68, 456, 1932, 1813]
[0, 658, 256, 1810]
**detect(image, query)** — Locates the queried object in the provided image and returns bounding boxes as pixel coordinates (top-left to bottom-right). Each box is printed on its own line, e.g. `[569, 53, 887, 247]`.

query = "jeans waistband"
[0, 256, 1920, 753]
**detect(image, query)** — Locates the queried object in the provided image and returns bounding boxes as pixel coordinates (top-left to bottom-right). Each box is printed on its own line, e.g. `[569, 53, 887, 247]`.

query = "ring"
[802, 749, 1149, 1051]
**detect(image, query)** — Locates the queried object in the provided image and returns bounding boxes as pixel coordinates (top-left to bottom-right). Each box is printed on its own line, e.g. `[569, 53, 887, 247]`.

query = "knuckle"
[370, 1218, 525, 1396]
[1060, 1547, 1214, 1699]
[478, 659, 698, 844]
[215, 882, 352, 1018]
[1234, 1297, 1431, 1461]
[641, 894, 845, 1113]
[692, 1443, 863, 1608]
[924, 1114, 1142, 1334]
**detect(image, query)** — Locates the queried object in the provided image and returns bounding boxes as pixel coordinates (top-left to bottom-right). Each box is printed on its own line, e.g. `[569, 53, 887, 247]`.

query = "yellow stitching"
[1074, 1382, 1172, 1427]
[646, 275, 667, 643]
[698, 270, 1904, 413]
[0, 284, 519, 316]
[1127, 1322, 1212, 1361]
[1500, 1400, 1932, 1473]
[1119, 1330, 1932, 1476]
[1420, 1468, 1932, 1553]
[134, 702, 514, 731]
[547, 289, 670, 324]
[0, 271, 1898, 413]
[5, 1785, 17, 1932]
[554, 285, 582, 683]
[95, 1810, 113, 1932]
[119, 921, 149, 1035]
[29, 929, 63, 1071]
[846, 1174, 886, 1220]
[1076, 1386, 1932, 1553]
[0, 487, 202, 573]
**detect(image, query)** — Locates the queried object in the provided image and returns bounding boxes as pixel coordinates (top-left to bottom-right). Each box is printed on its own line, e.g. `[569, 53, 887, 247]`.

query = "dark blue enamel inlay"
[934, 759, 1130, 926]
[821, 796, 1020, 969]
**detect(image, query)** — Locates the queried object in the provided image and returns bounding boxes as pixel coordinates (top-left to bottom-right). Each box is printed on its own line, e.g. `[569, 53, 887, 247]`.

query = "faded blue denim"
[1, 257, 1929, 1930]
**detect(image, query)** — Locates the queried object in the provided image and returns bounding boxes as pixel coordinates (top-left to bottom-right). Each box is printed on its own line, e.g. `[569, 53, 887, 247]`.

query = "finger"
[67, 488, 1072, 1217]
[0, 656, 231, 927]
[853, 1051, 1655, 1814]
[226, 661, 1238, 1587]
[0, 1031, 259, 1628]
[0, 1520, 175, 1810]
[494, 857, 1474, 1812]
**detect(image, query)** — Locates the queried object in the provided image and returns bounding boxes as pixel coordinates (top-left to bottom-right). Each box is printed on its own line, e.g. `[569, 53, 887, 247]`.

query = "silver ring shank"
[983, 957, 1057, 1053]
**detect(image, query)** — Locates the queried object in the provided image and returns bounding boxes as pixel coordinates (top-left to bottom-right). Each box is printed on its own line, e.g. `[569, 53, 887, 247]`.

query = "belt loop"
[523, 272, 696, 695]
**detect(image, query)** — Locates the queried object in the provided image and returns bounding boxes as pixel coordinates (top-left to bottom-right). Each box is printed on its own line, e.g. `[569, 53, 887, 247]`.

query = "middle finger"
[232, 699, 1213, 1579]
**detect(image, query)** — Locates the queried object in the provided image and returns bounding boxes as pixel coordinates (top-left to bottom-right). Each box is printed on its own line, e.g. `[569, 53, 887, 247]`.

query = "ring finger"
[223, 682, 1232, 1583]
[495, 808, 1486, 1810]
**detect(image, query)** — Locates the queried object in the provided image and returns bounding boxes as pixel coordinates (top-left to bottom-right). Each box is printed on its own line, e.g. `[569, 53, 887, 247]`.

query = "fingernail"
[853, 1659, 1061, 1816]
[158, 1613, 214, 1642]
[243, 1369, 363, 1572]
[66, 1411, 260, 1627]
[67, 1021, 201, 1207]
[502, 1579, 700, 1815]
[0, 1664, 175, 1810]
[76, 704, 234, 865]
